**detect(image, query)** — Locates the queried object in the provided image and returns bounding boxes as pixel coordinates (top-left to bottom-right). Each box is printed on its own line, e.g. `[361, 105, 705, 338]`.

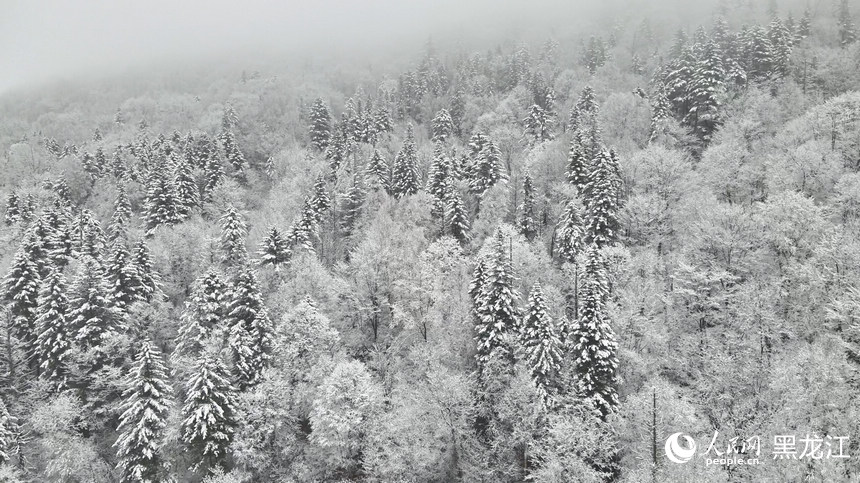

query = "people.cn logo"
[665, 432, 697, 464]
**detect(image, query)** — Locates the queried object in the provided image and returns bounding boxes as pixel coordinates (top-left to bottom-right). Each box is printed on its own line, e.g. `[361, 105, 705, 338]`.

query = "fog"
[1, 0, 725, 96]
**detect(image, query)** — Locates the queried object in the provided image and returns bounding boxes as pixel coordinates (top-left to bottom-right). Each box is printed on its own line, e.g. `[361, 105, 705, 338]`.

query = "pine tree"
[431, 108, 454, 142]
[570, 245, 618, 417]
[744, 25, 774, 80]
[427, 142, 453, 218]
[115, 340, 173, 483]
[107, 241, 140, 314]
[109, 183, 133, 241]
[557, 200, 585, 264]
[688, 39, 726, 141]
[257, 226, 291, 269]
[44, 207, 74, 268]
[175, 271, 228, 358]
[373, 107, 393, 136]
[798, 7, 811, 40]
[446, 190, 470, 244]
[518, 171, 538, 241]
[68, 256, 120, 351]
[308, 176, 331, 223]
[35, 268, 71, 385]
[450, 88, 466, 137]
[4, 192, 19, 226]
[838, 0, 858, 46]
[23, 217, 53, 277]
[566, 142, 591, 195]
[226, 268, 272, 390]
[523, 104, 554, 142]
[309, 98, 332, 151]
[521, 282, 562, 402]
[220, 206, 248, 268]
[584, 150, 622, 248]
[219, 130, 246, 181]
[0, 397, 13, 465]
[768, 18, 793, 77]
[583, 36, 607, 74]
[174, 157, 199, 218]
[132, 240, 159, 303]
[3, 244, 41, 362]
[143, 165, 181, 232]
[365, 150, 391, 194]
[181, 354, 236, 473]
[391, 124, 421, 198]
[475, 230, 520, 368]
[469, 137, 504, 196]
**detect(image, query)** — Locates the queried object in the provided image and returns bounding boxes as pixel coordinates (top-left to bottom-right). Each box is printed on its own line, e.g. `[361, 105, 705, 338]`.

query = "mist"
[1, 0, 727, 97]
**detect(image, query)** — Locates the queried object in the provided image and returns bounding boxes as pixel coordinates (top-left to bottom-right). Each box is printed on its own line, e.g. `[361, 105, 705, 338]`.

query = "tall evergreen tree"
[427, 142, 453, 218]
[227, 268, 272, 390]
[446, 190, 470, 245]
[557, 200, 585, 264]
[132, 240, 159, 303]
[257, 226, 291, 269]
[143, 165, 181, 232]
[340, 179, 366, 237]
[518, 171, 538, 241]
[4, 192, 19, 226]
[109, 183, 133, 241]
[175, 270, 228, 358]
[469, 137, 504, 196]
[431, 108, 454, 142]
[838, 0, 858, 46]
[181, 354, 236, 473]
[365, 149, 391, 194]
[115, 341, 173, 483]
[798, 7, 811, 39]
[450, 88, 466, 137]
[219, 130, 246, 181]
[584, 150, 621, 248]
[688, 39, 726, 141]
[523, 104, 554, 142]
[309, 98, 332, 151]
[174, 157, 199, 217]
[392, 124, 421, 198]
[2, 244, 41, 362]
[0, 397, 13, 465]
[220, 206, 248, 268]
[308, 175, 331, 223]
[521, 282, 563, 402]
[35, 268, 71, 385]
[68, 256, 120, 351]
[475, 230, 520, 368]
[570, 245, 619, 418]
[583, 36, 608, 74]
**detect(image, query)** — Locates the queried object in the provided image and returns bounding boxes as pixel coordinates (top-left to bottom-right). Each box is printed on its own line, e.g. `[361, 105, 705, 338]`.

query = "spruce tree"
[431, 108, 454, 142]
[768, 18, 793, 77]
[392, 124, 421, 198]
[365, 150, 391, 194]
[309, 175, 331, 223]
[689, 39, 726, 141]
[175, 271, 228, 358]
[107, 240, 140, 314]
[798, 7, 811, 39]
[475, 230, 520, 368]
[68, 256, 120, 351]
[570, 245, 619, 418]
[181, 354, 236, 473]
[115, 340, 173, 483]
[220, 130, 246, 181]
[35, 268, 71, 385]
[109, 183, 132, 241]
[557, 200, 585, 264]
[226, 268, 272, 390]
[257, 226, 291, 269]
[4, 192, 19, 226]
[450, 88, 466, 137]
[340, 179, 366, 236]
[518, 171, 538, 241]
[143, 165, 181, 232]
[523, 104, 554, 142]
[309, 98, 332, 151]
[220, 206, 248, 268]
[174, 157, 199, 217]
[446, 190, 470, 244]
[0, 397, 13, 465]
[583, 36, 607, 74]
[521, 282, 563, 402]
[427, 142, 453, 218]
[469, 137, 504, 196]
[2, 244, 41, 362]
[584, 150, 621, 248]
[838, 0, 858, 46]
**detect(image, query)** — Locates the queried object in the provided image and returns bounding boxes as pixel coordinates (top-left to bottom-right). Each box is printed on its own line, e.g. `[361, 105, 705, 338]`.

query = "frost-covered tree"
[107, 241, 139, 314]
[570, 245, 618, 417]
[181, 354, 237, 473]
[132, 240, 159, 302]
[35, 268, 71, 385]
[523, 104, 554, 142]
[365, 149, 390, 194]
[391, 124, 421, 198]
[520, 282, 562, 402]
[839, 0, 858, 46]
[219, 129, 246, 181]
[227, 268, 272, 390]
[427, 142, 453, 218]
[584, 150, 621, 248]
[0, 397, 13, 465]
[174, 157, 199, 217]
[518, 171, 537, 241]
[431, 108, 454, 142]
[4, 192, 19, 226]
[257, 226, 290, 269]
[446, 190, 470, 244]
[475, 230, 520, 368]
[220, 206, 248, 268]
[340, 179, 366, 236]
[469, 136, 504, 196]
[115, 341, 173, 483]
[109, 183, 132, 241]
[309, 98, 332, 151]
[67, 256, 119, 351]
[3, 244, 41, 362]
[143, 165, 181, 232]
[557, 200, 585, 264]
[583, 36, 607, 74]
[309, 176, 331, 223]
[175, 270, 228, 358]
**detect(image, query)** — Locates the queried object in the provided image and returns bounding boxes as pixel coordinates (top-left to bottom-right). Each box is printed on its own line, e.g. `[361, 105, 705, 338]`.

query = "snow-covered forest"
[2, 0, 860, 481]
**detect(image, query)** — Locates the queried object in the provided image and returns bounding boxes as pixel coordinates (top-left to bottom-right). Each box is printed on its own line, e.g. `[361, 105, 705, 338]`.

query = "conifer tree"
[431, 108, 454, 142]
[24, 217, 53, 277]
[45, 207, 74, 268]
[226, 268, 272, 390]
[744, 25, 774, 80]
[570, 245, 619, 417]
[391, 124, 421, 198]
[175, 271, 228, 357]
[174, 157, 199, 217]
[3, 244, 41, 361]
[220, 129, 246, 181]
[143, 165, 181, 232]
[584, 150, 621, 248]
[768, 18, 793, 77]
[521, 282, 563, 402]
[107, 241, 139, 314]
[109, 183, 132, 241]
[257, 226, 291, 269]
[309, 98, 332, 151]
[427, 142, 453, 218]
[688, 39, 726, 141]
[340, 179, 366, 236]
[309, 176, 331, 223]
[68, 256, 120, 351]
[0, 397, 13, 465]
[475, 230, 520, 368]
[450, 88, 466, 137]
[132, 240, 159, 303]
[523, 104, 554, 142]
[365, 150, 391, 194]
[838, 0, 858, 46]
[446, 190, 470, 244]
[4, 192, 19, 226]
[469, 137, 504, 196]
[181, 354, 236, 473]
[220, 206, 248, 268]
[35, 268, 71, 385]
[557, 200, 585, 264]
[518, 171, 538, 241]
[115, 340, 173, 483]
[798, 7, 811, 39]
[583, 36, 608, 74]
